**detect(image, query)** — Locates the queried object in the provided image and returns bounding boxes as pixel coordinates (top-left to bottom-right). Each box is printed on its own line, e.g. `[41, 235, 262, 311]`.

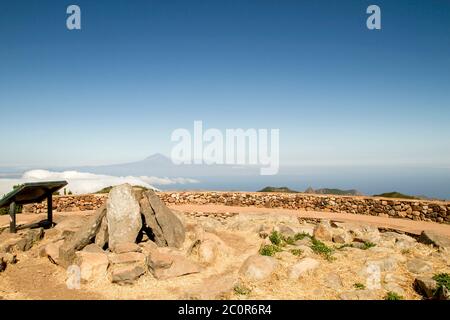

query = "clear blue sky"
[1, 0, 449, 167]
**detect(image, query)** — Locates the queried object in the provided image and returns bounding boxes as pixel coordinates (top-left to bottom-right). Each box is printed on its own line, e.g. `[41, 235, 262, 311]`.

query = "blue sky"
[1, 0, 450, 167]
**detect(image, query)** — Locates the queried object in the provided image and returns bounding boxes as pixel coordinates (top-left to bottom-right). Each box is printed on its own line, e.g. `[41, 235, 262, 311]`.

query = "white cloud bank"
[0, 170, 199, 196]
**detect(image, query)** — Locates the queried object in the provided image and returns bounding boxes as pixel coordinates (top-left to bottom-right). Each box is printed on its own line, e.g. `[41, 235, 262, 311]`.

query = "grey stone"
[324, 272, 343, 290]
[414, 276, 437, 298]
[144, 190, 186, 248]
[288, 258, 320, 279]
[406, 258, 433, 274]
[106, 184, 142, 251]
[94, 216, 108, 249]
[239, 255, 278, 281]
[419, 231, 450, 253]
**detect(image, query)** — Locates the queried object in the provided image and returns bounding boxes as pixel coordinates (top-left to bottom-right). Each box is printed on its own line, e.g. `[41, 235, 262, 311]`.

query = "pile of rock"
[23, 194, 106, 214]
[41, 184, 199, 284]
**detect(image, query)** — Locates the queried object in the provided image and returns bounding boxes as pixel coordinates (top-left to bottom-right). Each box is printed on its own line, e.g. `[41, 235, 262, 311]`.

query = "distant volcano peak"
[143, 153, 172, 163]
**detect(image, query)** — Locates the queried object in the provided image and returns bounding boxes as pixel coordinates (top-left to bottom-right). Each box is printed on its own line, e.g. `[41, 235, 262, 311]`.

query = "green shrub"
[259, 244, 282, 257]
[269, 231, 283, 246]
[354, 283, 366, 290]
[290, 249, 303, 256]
[385, 292, 403, 300]
[361, 242, 376, 250]
[294, 232, 312, 241]
[432, 273, 450, 297]
[311, 238, 334, 261]
[234, 285, 251, 295]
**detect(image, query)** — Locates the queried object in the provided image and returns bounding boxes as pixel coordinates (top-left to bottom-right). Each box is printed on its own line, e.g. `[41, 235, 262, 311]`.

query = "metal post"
[9, 202, 16, 233]
[47, 194, 53, 227]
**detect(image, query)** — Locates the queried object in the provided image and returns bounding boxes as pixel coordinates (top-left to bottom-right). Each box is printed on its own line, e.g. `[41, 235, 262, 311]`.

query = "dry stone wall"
[22, 191, 450, 224]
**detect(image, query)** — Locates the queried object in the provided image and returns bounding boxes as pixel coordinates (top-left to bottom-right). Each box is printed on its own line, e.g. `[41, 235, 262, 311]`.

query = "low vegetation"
[259, 244, 282, 257]
[354, 283, 366, 290]
[234, 284, 251, 295]
[310, 238, 335, 261]
[373, 191, 418, 200]
[432, 273, 450, 297]
[258, 186, 298, 193]
[385, 292, 404, 300]
[290, 249, 303, 256]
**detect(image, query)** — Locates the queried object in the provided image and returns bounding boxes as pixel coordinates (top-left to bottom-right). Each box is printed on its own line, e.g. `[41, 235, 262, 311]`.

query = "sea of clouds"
[0, 169, 199, 196]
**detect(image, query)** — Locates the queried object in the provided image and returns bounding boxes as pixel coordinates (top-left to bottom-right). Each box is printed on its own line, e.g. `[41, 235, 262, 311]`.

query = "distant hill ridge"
[258, 186, 362, 196]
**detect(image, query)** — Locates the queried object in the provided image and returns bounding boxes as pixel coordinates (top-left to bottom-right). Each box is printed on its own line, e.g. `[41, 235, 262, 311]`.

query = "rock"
[108, 252, 146, 266]
[239, 255, 278, 281]
[74, 251, 109, 283]
[313, 221, 333, 241]
[414, 276, 437, 298]
[293, 245, 314, 257]
[5, 228, 44, 252]
[184, 273, 239, 299]
[83, 243, 104, 253]
[419, 231, 450, 253]
[0, 253, 17, 264]
[106, 184, 142, 251]
[188, 232, 230, 265]
[144, 190, 186, 248]
[53, 216, 87, 240]
[0, 257, 6, 272]
[138, 240, 158, 255]
[406, 258, 433, 274]
[94, 216, 108, 249]
[139, 195, 167, 246]
[332, 230, 353, 244]
[42, 240, 64, 265]
[324, 272, 343, 290]
[339, 290, 378, 300]
[147, 249, 201, 280]
[294, 238, 312, 246]
[113, 242, 142, 254]
[288, 258, 320, 279]
[58, 206, 107, 268]
[274, 224, 296, 238]
[365, 257, 398, 272]
[384, 273, 408, 284]
[384, 282, 406, 297]
[395, 239, 416, 251]
[111, 264, 145, 284]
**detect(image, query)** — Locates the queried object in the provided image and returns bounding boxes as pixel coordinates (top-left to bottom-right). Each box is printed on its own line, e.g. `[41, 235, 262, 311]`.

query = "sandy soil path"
[1, 204, 449, 237]
[168, 204, 450, 237]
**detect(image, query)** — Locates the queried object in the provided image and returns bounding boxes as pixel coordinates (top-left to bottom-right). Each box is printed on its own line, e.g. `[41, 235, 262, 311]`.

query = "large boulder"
[142, 190, 185, 248]
[288, 258, 320, 279]
[41, 239, 65, 265]
[239, 255, 278, 281]
[313, 221, 333, 242]
[147, 248, 201, 280]
[106, 184, 142, 251]
[75, 251, 109, 283]
[406, 258, 433, 274]
[59, 206, 107, 268]
[419, 231, 450, 253]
